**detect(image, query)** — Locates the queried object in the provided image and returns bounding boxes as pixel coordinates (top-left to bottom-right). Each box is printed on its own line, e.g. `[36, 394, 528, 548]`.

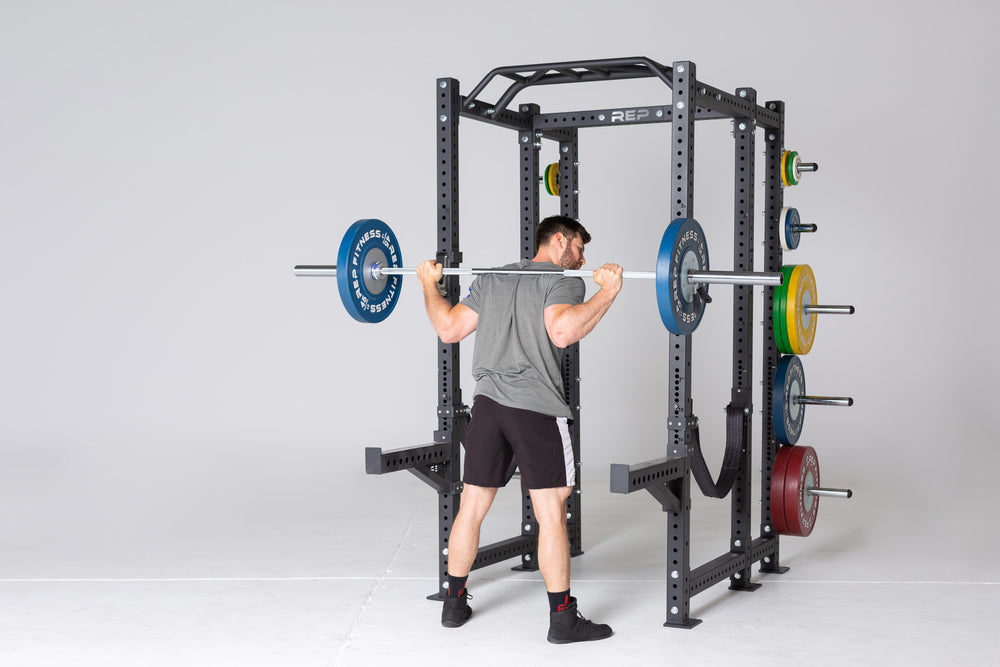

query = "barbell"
[294, 217, 784, 334]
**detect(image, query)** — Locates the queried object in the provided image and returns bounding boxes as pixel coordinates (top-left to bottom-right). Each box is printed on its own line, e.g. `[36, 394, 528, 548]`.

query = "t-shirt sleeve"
[545, 276, 586, 308]
[461, 276, 482, 313]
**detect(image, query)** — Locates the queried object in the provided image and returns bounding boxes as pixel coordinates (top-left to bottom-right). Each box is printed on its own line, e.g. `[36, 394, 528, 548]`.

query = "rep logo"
[610, 108, 650, 123]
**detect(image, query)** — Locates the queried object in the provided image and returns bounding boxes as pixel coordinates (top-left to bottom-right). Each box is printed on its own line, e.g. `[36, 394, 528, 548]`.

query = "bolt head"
[739, 90, 747, 98]
[676, 101, 685, 109]
[439, 81, 447, 88]
[440, 115, 448, 122]
[677, 65, 685, 73]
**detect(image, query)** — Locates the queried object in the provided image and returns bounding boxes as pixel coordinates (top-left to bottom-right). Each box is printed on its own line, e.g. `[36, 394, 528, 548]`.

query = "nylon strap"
[689, 403, 744, 499]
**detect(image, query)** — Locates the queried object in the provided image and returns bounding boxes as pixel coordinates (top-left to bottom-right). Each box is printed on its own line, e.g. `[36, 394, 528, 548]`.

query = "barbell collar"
[807, 487, 853, 499]
[795, 395, 854, 407]
[802, 305, 855, 315]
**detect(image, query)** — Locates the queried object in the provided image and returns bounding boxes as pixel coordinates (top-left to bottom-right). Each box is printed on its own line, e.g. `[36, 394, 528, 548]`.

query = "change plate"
[780, 206, 802, 251]
[656, 218, 709, 335]
[782, 150, 801, 186]
[336, 219, 403, 323]
[772, 445, 820, 537]
[786, 264, 817, 355]
[544, 163, 560, 196]
[772, 354, 806, 445]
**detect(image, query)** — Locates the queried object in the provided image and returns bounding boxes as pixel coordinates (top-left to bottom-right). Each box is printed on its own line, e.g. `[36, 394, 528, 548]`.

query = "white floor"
[3, 475, 997, 666]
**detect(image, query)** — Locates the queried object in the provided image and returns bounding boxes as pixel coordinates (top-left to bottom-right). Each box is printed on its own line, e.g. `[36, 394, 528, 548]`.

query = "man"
[415, 215, 623, 644]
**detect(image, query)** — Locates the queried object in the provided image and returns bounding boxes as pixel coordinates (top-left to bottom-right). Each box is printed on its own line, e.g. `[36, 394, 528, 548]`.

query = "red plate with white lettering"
[771, 445, 820, 537]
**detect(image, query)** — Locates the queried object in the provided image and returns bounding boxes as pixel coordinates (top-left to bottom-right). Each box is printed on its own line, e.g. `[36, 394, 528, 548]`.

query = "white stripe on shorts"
[556, 417, 575, 486]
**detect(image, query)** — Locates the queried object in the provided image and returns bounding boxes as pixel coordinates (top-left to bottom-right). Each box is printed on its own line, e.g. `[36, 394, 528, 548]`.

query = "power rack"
[365, 57, 794, 625]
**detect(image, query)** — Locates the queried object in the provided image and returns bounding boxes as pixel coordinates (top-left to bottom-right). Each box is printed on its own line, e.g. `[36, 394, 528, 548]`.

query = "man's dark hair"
[535, 215, 591, 249]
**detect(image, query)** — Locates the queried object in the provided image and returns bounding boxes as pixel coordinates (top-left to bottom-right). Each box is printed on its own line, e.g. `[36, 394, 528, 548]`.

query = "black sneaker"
[441, 589, 473, 628]
[546, 598, 613, 644]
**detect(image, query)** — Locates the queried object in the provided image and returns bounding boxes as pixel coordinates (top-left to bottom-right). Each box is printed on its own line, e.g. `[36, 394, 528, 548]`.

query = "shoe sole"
[546, 630, 613, 644]
[441, 609, 473, 628]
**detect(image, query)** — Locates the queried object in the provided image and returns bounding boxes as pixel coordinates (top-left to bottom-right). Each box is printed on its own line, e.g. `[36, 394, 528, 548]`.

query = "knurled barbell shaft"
[794, 395, 854, 407]
[807, 488, 853, 499]
[292, 265, 783, 287]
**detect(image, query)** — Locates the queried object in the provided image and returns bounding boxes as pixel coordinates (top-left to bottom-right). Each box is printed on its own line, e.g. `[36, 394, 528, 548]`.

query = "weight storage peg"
[772, 355, 853, 445]
[771, 445, 852, 537]
[780, 150, 818, 187]
[294, 218, 783, 333]
[779, 207, 818, 251]
[772, 264, 855, 355]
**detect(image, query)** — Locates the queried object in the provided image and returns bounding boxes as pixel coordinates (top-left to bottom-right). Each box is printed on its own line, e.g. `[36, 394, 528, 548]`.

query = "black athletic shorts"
[462, 395, 576, 489]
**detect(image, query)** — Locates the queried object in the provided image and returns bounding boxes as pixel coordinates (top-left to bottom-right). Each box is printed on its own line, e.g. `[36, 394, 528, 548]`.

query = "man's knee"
[457, 484, 498, 522]
[529, 486, 573, 525]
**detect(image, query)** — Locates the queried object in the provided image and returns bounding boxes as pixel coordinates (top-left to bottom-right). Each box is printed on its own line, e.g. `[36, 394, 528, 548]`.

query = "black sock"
[447, 573, 468, 597]
[548, 589, 571, 612]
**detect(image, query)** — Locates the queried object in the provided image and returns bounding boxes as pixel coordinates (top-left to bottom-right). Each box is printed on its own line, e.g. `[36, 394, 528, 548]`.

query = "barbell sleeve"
[807, 488, 853, 499]
[295, 265, 338, 277]
[686, 270, 782, 287]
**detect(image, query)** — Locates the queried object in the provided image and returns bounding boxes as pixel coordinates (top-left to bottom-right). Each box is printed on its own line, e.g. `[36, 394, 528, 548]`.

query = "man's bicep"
[543, 303, 573, 346]
[451, 303, 480, 340]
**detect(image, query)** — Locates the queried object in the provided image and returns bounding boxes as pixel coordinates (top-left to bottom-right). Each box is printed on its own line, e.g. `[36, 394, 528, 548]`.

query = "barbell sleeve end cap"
[799, 162, 819, 173]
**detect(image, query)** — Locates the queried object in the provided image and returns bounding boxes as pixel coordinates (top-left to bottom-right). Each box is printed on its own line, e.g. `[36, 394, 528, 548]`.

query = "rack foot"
[729, 581, 762, 592]
[665, 618, 703, 630]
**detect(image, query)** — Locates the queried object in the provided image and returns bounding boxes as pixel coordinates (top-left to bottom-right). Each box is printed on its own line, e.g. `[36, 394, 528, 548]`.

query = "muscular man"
[416, 215, 623, 644]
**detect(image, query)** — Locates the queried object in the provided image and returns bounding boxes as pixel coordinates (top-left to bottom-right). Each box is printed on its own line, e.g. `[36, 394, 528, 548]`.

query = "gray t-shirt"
[461, 259, 585, 418]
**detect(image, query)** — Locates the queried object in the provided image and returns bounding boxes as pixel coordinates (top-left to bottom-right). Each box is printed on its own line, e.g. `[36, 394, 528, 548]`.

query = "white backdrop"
[1, 1, 997, 583]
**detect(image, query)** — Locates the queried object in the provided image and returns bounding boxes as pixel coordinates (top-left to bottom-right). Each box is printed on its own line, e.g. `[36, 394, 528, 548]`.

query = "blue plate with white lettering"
[336, 219, 403, 323]
[656, 218, 709, 335]
[772, 354, 806, 445]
